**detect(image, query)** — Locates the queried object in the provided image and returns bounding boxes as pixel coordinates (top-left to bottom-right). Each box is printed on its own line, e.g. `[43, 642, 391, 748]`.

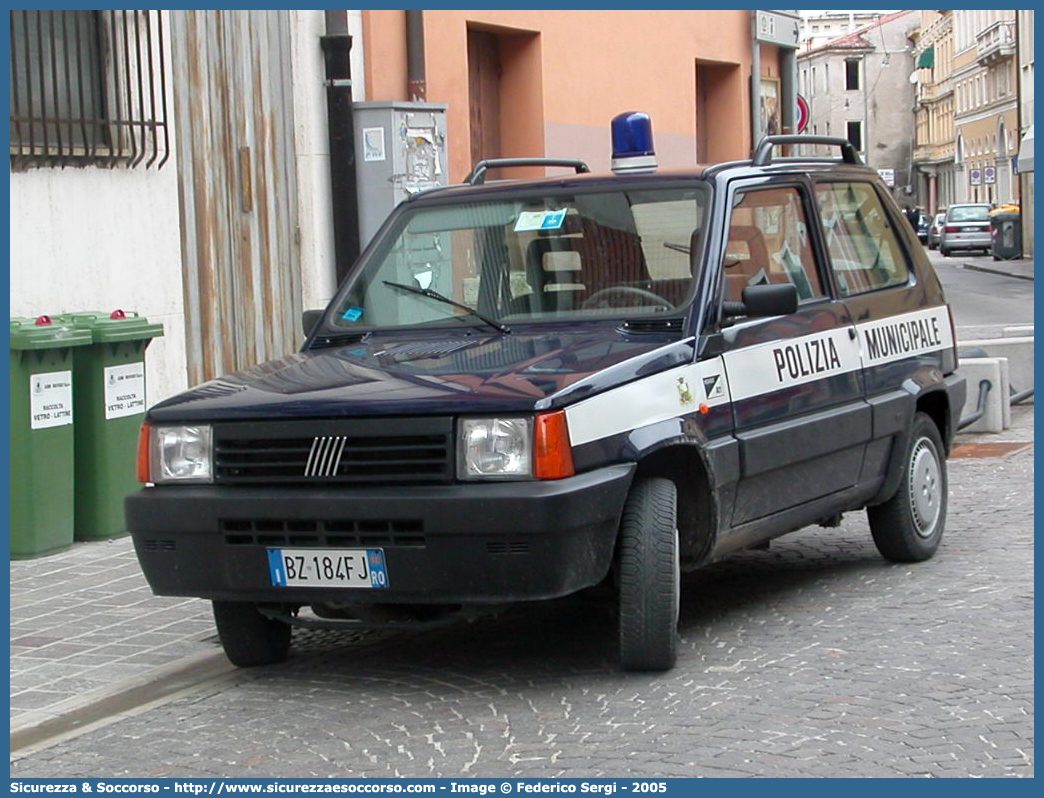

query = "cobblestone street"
[10, 406, 1033, 779]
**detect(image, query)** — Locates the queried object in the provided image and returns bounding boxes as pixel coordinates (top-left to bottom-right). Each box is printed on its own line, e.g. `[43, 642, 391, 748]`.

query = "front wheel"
[617, 477, 680, 671]
[867, 412, 948, 563]
[212, 601, 292, 667]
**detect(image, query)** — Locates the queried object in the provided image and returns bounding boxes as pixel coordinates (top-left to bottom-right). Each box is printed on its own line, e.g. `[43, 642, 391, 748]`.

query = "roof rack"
[752, 135, 862, 166]
[465, 158, 591, 186]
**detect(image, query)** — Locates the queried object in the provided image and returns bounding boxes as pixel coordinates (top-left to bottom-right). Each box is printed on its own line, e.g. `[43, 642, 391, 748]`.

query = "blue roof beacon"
[610, 111, 657, 173]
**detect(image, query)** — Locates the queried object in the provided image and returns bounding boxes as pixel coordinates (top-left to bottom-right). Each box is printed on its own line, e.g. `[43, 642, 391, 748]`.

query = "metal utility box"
[353, 101, 448, 248]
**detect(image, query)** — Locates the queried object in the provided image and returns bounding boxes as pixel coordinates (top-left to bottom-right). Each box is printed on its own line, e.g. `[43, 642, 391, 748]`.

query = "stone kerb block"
[960, 337, 1033, 404]
[957, 358, 1009, 433]
[1003, 325, 1033, 338]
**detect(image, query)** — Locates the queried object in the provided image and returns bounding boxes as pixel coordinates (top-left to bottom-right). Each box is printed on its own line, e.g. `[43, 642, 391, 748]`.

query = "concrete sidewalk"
[958, 256, 1034, 281]
[10, 539, 218, 728]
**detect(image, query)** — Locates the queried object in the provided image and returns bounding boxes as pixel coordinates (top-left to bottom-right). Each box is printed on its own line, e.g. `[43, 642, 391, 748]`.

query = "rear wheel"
[212, 601, 292, 667]
[868, 412, 947, 563]
[617, 477, 680, 671]
[940, 245, 951, 257]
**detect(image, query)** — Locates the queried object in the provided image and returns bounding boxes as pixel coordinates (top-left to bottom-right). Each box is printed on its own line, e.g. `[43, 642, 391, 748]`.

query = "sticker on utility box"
[514, 210, 567, 232]
[30, 371, 73, 429]
[104, 362, 146, 419]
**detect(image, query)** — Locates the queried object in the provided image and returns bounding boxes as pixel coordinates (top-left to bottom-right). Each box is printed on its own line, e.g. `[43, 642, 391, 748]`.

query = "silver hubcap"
[909, 438, 942, 538]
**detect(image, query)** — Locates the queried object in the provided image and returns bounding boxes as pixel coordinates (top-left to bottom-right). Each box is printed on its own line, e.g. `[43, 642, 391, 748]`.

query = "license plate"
[267, 548, 389, 588]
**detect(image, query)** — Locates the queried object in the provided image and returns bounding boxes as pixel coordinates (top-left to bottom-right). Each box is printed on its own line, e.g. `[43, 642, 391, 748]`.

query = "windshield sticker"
[514, 210, 567, 232]
[413, 269, 434, 290]
[341, 307, 364, 322]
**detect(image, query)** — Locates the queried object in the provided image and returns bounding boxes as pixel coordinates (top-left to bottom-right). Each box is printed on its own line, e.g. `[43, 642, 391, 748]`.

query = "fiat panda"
[127, 117, 966, 672]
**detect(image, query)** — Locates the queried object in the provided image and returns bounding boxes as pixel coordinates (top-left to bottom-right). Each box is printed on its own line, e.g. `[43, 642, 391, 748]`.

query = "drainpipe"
[751, 12, 761, 148]
[406, 10, 426, 102]
[1014, 13, 1022, 206]
[780, 46, 796, 157]
[321, 11, 361, 284]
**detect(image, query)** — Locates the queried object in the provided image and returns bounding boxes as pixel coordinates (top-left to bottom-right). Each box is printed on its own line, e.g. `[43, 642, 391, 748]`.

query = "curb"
[10, 649, 237, 759]
[961, 262, 1034, 281]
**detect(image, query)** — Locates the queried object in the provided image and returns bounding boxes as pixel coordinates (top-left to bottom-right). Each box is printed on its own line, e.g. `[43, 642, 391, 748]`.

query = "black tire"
[868, 413, 948, 563]
[940, 246, 951, 257]
[212, 601, 292, 667]
[617, 477, 679, 671]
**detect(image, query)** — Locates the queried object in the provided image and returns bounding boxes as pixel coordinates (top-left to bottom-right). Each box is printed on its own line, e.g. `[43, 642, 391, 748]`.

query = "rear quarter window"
[815, 182, 910, 297]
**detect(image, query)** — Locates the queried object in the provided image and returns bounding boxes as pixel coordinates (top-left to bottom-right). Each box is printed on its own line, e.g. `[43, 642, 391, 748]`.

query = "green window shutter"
[917, 46, 935, 69]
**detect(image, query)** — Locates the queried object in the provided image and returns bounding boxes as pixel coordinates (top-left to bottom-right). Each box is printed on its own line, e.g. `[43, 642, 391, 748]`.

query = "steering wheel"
[581, 285, 672, 310]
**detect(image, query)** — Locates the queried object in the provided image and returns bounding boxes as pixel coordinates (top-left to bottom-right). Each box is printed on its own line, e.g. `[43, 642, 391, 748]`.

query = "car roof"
[408, 160, 883, 204]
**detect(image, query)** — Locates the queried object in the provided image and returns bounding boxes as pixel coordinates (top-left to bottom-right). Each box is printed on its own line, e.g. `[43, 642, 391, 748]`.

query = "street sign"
[985, 166, 996, 184]
[755, 10, 800, 48]
[877, 169, 895, 187]
[796, 95, 809, 133]
[970, 168, 982, 186]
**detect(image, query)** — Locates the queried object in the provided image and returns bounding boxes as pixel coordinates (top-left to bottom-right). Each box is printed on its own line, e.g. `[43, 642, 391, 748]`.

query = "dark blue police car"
[127, 115, 966, 671]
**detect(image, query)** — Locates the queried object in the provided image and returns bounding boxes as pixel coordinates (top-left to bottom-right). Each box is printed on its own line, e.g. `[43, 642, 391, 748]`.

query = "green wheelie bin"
[10, 316, 92, 558]
[57, 310, 164, 541]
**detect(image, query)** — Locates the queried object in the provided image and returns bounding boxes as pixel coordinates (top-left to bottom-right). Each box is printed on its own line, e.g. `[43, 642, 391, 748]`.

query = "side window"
[815, 182, 910, 297]
[723, 187, 824, 304]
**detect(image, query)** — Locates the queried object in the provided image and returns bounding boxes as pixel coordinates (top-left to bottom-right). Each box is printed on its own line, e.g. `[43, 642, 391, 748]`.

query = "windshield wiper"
[382, 280, 511, 334]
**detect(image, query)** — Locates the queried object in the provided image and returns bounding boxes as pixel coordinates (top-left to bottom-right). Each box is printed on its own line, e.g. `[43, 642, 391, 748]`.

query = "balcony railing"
[977, 20, 1016, 65]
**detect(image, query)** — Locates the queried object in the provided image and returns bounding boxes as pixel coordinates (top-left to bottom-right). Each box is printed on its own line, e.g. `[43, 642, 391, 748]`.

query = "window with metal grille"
[9, 9, 169, 170]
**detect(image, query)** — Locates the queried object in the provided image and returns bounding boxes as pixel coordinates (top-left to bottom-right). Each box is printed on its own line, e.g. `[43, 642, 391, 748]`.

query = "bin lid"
[55, 310, 164, 343]
[9, 316, 93, 350]
[991, 212, 1020, 221]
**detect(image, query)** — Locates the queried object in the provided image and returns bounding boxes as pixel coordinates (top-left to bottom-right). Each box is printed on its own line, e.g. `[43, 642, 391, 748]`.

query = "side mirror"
[722, 283, 799, 319]
[742, 283, 798, 317]
[302, 309, 323, 337]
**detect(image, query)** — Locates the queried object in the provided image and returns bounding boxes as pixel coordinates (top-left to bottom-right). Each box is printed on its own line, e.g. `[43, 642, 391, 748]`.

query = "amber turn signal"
[136, 423, 151, 483]
[534, 410, 575, 480]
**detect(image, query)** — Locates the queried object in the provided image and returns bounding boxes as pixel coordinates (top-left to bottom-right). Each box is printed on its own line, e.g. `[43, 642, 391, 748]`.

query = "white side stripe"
[857, 305, 953, 366]
[724, 326, 859, 402]
[565, 358, 729, 447]
[564, 307, 952, 448]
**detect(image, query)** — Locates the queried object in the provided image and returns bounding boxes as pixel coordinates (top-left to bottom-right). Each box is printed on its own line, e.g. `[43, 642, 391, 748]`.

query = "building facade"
[1017, 10, 1034, 257]
[9, 10, 359, 399]
[950, 10, 1019, 207]
[362, 10, 787, 183]
[797, 11, 917, 206]
[799, 11, 883, 52]
[911, 10, 957, 215]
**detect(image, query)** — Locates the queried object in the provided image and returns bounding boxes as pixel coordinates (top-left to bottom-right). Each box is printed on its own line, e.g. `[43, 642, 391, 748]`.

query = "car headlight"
[147, 424, 214, 484]
[457, 417, 533, 480]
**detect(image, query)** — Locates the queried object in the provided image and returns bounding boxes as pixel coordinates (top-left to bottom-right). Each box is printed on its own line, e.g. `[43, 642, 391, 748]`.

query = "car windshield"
[949, 205, 990, 222]
[321, 185, 711, 333]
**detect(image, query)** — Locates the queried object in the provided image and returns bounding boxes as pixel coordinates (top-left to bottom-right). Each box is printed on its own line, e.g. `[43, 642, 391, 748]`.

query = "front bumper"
[126, 464, 635, 605]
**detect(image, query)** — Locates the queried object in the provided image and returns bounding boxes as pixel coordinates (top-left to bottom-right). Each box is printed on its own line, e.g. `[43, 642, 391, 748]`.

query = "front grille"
[221, 518, 426, 548]
[212, 417, 453, 485]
